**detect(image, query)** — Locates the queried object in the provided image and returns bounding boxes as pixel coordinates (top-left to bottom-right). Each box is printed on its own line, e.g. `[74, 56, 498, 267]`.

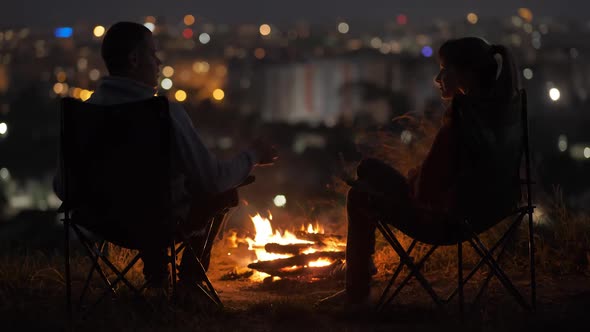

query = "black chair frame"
[58, 97, 229, 324]
[374, 89, 537, 313]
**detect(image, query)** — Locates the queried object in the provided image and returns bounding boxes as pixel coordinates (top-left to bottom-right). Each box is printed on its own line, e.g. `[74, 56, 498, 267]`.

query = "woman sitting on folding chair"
[328, 37, 524, 305]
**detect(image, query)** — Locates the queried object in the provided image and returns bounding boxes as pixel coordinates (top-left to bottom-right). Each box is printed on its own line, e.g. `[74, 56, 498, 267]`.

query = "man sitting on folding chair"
[321, 37, 525, 306]
[54, 22, 278, 299]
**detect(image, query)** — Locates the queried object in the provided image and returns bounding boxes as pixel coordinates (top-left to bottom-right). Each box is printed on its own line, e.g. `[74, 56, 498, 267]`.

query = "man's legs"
[140, 247, 169, 288]
[177, 189, 238, 284]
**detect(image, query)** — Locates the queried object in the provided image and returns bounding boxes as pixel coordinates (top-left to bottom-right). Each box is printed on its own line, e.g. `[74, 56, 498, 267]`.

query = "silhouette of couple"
[55, 22, 523, 307]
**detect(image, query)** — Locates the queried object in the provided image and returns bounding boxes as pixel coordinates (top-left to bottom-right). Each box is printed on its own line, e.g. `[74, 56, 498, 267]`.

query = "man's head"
[101, 22, 161, 87]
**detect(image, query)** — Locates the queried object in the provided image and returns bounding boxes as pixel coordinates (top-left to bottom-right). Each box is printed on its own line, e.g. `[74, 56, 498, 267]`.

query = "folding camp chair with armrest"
[58, 97, 253, 321]
[363, 89, 536, 313]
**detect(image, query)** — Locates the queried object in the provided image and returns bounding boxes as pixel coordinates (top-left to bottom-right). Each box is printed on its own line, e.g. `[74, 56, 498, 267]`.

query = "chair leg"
[468, 238, 530, 311]
[377, 240, 417, 309]
[528, 207, 537, 311]
[64, 217, 72, 330]
[458, 241, 464, 317]
[78, 241, 106, 309]
[377, 222, 443, 307]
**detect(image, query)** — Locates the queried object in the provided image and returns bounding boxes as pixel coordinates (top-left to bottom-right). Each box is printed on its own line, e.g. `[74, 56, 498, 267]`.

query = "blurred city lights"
[259, 24, 271, 36]
[396, 14, 408, 25]
[93, 25, 105, 38]
[77, 58, 88, 71]
[145, 16, 156, 23]
[421, 46, 433, 57]
[558, 135, 568, 152]
[175, 90, 187, 102]
[273, 195, 287, 207]
[80, 89, 93, 101]
[511, 16, 523, 27]
[53, 83, 65, 94]
[0, 122, 7, 135]
[370, 37, 382, 48]
[184, 14, 195, 26]
[0, 167, 9, 180]
[199, 33, 211, 44]
[56, 71, 67, 82]
[161, 78, 173, 90]
[549, 88, 561, 101]
[523, 23, 533, 33]
[467, 13, 478, 24]
[192, 61, 210, 73]
[143, 22, 155, 32]
[89, 69, 101, 81]
[337, 22, 349, 34]
[72, 87, 81, 99]
[401, 130, 413, 144]
[518, 8, 533, 22]
[162, 66, 174, 77]
[213, 89, 225, 101]
[54, 27, 73, 38]
[523, 68, 533, 80]
[182, 28, 193, 39]
[585, 147, 590, 159]
[254, 48, 266, 59]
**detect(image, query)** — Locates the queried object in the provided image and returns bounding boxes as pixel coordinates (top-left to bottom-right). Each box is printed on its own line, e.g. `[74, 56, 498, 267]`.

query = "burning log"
[264, 243, 317, 255]
[247, 251, 345, 272]
[293, 231, 345, 245]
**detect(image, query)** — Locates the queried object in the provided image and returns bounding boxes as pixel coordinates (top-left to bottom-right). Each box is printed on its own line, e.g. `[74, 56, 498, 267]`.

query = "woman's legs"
[345, 158, 414, 302]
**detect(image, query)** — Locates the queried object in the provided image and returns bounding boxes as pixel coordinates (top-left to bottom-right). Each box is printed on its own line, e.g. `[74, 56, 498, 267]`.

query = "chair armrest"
[237, 175, 256, 188]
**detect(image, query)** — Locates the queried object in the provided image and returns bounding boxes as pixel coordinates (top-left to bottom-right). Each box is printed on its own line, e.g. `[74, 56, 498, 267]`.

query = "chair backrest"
[59, 97, 172, 243]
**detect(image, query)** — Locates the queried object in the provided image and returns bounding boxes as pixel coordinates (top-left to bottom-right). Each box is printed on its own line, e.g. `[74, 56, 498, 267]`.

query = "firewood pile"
[247, 232, 346, 279]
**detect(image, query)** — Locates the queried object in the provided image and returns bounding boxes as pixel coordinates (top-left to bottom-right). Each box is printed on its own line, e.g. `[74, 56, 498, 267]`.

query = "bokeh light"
[549, 88, 561, 101]
[161, 78, 173, 90]
[192, 61, 210, 73]
[93, 25, 105, 37]
[273, 195, 287, 207]
[182, 28, 193, 39]
[558, 135, 568, 152]
[523, 68, 533, 80]
[0, 122, 7, 135]
[199, 33, 211, 44]
[467, 13, 478, 24]
[162, 66, 174, 77]
[396, 14, 408, 25]
[213, 89, 225, 101]
[143, 22, 155, 32]
[89, 69, 100, 81]
[80, 89, 93, 101]
[337, 22, 349, 34]
[175, 90, 187, 102]
[254, 48, 266, 59]
[421, 46, 433, 57]
[259, 24, 271, 36]
[184, 14, 195, 26]
[518, 8, 533, 22]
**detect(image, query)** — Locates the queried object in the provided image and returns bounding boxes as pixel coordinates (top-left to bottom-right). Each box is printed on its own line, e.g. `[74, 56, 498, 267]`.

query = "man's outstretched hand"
[251, 138, 278, 166]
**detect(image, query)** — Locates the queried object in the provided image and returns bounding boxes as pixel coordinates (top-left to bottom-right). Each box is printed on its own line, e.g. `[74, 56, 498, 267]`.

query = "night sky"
[2, 0, 588, 27]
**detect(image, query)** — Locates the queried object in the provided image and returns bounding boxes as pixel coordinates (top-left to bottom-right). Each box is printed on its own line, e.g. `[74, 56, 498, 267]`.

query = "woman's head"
[435, 37, 518, 102]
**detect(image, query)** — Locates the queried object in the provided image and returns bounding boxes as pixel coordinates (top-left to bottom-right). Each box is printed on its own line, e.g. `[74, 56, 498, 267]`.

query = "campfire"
[232, 213, 347, 281]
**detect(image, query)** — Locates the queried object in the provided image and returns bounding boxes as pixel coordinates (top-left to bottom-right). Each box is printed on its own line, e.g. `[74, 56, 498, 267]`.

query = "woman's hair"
[101, 22, 152, 75]
[438, 37, 519, 101]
